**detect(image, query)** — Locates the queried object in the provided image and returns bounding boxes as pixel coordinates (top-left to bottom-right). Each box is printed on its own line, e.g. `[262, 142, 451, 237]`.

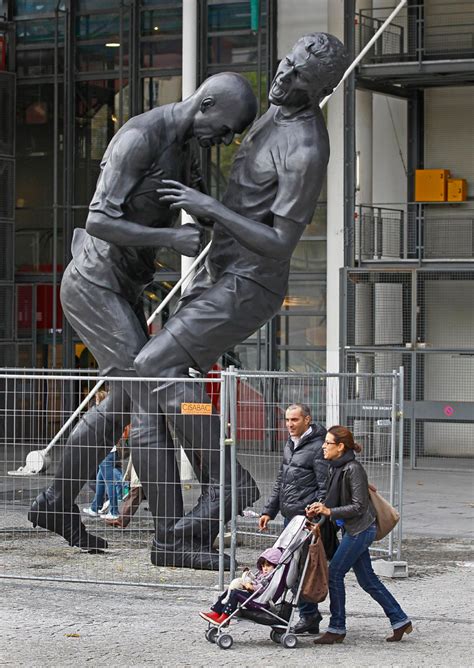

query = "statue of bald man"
[29, 73, 258, 557]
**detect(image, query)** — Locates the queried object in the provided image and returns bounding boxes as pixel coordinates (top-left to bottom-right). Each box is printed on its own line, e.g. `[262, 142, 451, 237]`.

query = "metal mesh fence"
[0, 159, 14, 221]
[357, 2, 474, 62]
[418, 271, 474, 350]
[355, 206, 474, 263]
[0, 220, 14, 281]
[0, 285, 14, 340]
[1, 369, 404, 588]
[344, 267, 474, 471]
[345, 270, 412, 349]
[0, 73, 15, 158]
[232, 371, 403, 563]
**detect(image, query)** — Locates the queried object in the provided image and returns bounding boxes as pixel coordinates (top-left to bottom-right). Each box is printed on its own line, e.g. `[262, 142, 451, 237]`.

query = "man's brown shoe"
[313, 632, 345, 645]
[386, 621, 413, 642]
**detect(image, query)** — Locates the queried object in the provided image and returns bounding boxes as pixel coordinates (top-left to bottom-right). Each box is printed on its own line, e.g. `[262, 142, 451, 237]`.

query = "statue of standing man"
[136, 33, 349, 569]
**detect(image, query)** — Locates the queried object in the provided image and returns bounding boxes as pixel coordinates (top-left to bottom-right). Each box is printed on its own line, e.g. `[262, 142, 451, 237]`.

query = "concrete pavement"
[1, 467, 473, 667]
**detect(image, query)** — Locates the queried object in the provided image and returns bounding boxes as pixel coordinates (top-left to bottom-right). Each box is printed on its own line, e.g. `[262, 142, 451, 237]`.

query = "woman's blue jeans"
[327, 523, 410, 634]
[91, 451, 123, 515]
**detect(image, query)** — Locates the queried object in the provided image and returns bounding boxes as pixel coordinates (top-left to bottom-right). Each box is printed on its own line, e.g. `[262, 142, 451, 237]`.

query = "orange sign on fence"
[181, 403, 213, 415]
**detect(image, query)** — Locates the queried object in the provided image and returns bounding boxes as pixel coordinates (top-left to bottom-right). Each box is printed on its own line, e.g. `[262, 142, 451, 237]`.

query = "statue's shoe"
[29, 491, 108, 552]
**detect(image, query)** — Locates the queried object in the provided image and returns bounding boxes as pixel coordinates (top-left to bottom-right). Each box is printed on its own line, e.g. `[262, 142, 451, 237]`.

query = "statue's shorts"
[163, 266, 284, 373]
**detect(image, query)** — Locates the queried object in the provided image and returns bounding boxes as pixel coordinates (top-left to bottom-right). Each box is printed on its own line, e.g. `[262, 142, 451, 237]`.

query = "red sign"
[443, 405, 454, 417]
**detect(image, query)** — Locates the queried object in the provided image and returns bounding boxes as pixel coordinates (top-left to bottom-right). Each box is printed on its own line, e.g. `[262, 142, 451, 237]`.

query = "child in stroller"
[199, 515, 325, 650]
[199, 547, 282, 626]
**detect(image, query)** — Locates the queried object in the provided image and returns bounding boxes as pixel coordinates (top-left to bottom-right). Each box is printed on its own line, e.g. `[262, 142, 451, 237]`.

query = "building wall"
[277, 0, 328, 57]
[422, 86, 474, 455]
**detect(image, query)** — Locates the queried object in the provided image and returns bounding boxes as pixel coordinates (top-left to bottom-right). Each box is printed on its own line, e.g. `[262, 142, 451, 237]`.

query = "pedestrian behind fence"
[82, 418, 129, 521]
[105, 452, 145, 529]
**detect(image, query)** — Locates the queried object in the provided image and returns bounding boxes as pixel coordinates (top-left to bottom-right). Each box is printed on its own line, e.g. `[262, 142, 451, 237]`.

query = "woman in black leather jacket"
[307, 425, 412, 645]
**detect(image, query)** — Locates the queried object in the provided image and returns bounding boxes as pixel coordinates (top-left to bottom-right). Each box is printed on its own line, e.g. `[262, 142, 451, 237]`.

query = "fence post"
[397, 365, 405, 560]
[218, 370, 229, 590]
[228, 366, 238, 580]
[388, 370, 398, 560]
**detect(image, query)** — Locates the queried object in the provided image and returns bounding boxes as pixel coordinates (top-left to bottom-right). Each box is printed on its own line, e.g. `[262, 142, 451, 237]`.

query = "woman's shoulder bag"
[368, 486, 400, 541]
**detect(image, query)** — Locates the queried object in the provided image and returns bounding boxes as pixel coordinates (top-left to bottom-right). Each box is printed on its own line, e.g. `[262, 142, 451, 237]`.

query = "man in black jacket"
[259, 403, 327, 635]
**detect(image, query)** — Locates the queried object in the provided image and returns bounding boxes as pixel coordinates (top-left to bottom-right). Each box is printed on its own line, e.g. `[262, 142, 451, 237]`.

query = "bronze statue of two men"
[29, 33, 348, 570]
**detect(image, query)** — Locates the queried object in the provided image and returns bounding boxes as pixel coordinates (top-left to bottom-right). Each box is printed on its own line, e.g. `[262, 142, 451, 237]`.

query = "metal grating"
[0, 159, 14, 220]
[418, 271, 474, 350]
[346, 271, 412, 349]
[415, 419, 474, 470]
[0, 343, 16, 367]
[0, 73, 15, 158]
[0, 285, 14, 340]
[357, 2, 474, 63]
[0, 220, 14, 281]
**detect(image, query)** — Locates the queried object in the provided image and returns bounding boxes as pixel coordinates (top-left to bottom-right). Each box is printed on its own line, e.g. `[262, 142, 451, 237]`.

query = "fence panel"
[229, 370, 404, 568]
[1, 369, 403, 589]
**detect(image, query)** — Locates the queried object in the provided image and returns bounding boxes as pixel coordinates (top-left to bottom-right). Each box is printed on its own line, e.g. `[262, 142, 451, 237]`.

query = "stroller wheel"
[205, 627, 218, 643]
[281, 633, 298, 649]
[270, 629, 282, 644]
[217, 633, 233, 650]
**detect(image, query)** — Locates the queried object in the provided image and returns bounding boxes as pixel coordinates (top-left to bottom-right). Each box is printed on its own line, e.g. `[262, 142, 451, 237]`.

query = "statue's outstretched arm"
[86, 212, 202, 257]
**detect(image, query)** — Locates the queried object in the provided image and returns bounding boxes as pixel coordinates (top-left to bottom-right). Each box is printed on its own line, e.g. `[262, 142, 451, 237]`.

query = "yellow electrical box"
[447, 178, 467, 202]
[415, 169, 451, 202]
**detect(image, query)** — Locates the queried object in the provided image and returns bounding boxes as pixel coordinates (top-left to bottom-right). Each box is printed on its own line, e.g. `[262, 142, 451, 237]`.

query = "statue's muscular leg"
[28, 385, 129, 551]
[134, 328, 259, 570]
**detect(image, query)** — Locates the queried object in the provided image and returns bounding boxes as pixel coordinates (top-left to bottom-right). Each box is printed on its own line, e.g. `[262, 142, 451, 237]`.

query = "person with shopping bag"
[306, 425, 412, 645]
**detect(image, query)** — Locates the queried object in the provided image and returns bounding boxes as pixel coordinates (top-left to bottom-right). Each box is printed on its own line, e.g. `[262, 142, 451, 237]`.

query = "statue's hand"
[172, 223, 203, 257]
[158, 179, 216, 219]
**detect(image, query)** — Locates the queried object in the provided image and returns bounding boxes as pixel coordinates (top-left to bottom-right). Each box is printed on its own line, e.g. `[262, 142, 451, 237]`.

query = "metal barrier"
[225, 370, 404, 571]
[357, 2, 474, 63]
[1, 368, 404, 589]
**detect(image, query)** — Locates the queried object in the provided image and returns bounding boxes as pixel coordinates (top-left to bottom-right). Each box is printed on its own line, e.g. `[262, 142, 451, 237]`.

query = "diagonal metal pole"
[45, 1, 407, 452]
[319, 0, 408, 109]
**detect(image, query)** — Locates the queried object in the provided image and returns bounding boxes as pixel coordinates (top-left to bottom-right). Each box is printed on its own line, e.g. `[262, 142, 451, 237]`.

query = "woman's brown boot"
[386, 621, 413, 642]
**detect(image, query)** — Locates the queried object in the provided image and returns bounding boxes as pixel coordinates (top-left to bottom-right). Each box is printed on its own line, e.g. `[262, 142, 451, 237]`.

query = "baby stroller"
[204, 515, 326, 650]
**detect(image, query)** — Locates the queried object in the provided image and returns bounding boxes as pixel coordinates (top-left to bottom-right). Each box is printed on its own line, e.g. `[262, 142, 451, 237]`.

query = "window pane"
[141, 7, 182, 37]
[142, 75, 182, 111]
[276, 349, 326, 373]
[290, 239, 326, 272]
[283, 280, 326, 312]
[16, 47, 64, 76]
[76, 13, 122, 41]
[208, 33, 262, 65]
[16, 84, 62, 207]
[304, 201, 327, 237]
[277, 315, 326, 348]
[141, 38, 182, 69]
[75, 79, 130, 205]
[16, 18, 63, 44]
[14, 1, 59, 15]
[77, 42, 129, 73]
[208, 1, 266, 31]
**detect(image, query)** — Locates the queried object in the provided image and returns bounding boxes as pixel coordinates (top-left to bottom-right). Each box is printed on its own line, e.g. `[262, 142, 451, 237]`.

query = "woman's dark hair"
[327, 425, 362, 453]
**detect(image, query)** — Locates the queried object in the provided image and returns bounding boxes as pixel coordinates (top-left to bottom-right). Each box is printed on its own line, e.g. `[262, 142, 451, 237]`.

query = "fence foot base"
[373, 560, 408, 578]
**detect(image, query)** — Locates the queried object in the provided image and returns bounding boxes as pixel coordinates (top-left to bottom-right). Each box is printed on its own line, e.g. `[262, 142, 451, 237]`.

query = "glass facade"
[6, 0, 327, 371]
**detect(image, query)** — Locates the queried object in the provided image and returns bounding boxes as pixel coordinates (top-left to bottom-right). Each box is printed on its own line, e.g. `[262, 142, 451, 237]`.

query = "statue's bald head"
[189, 72, 257, 147]
[196, 72, 258, 134]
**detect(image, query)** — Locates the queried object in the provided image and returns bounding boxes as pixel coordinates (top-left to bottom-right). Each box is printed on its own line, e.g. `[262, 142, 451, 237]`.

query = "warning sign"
[181, 402, 212, 415]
